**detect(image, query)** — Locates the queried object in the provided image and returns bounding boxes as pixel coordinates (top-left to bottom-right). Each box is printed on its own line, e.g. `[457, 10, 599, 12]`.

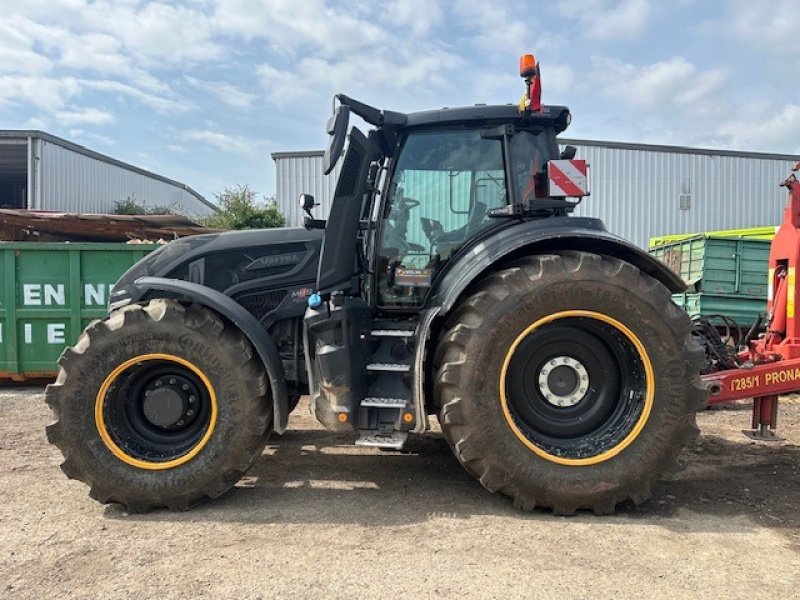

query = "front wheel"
[434, 252, 706, 514]
[45, 300, 272, 512]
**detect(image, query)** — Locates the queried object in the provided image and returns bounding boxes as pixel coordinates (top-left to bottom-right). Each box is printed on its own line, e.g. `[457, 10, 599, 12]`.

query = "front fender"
[134, 276, 290, 434]
[429, 216, 685, 314]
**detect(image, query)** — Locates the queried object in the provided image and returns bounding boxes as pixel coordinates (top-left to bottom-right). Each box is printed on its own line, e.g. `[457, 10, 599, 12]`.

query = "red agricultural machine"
[702, 165, 800, 440]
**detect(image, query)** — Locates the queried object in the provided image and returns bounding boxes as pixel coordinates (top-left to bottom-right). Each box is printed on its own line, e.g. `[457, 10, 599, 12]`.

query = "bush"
[113, 195, 175, 215]
[204, 185, 285, 230]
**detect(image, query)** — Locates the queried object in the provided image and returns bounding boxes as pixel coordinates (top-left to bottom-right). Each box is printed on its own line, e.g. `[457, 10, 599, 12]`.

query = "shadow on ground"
[106, 425, 800, 540]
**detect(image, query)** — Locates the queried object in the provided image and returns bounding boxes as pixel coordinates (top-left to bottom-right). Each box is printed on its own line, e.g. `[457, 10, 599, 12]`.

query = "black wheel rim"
[504, 314, 649, 461]
[102, 359, 213, 464]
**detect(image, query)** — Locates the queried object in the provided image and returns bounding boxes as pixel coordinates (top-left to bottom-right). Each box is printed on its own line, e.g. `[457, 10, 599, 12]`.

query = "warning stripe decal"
[548, 160, 588, 197]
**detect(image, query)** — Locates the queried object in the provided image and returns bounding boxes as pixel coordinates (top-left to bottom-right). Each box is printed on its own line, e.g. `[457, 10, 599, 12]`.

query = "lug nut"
[189, 395, 196, 403]
[182, 384, 190, 391]
[186, 409, 194, 417]
[169, 378, 176, 385]
[155, 380, 162, 387]
[176, 420, 184, 426]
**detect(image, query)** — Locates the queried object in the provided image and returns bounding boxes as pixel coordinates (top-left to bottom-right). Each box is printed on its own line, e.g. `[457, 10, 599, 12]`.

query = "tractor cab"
[302, 56, 592, 445]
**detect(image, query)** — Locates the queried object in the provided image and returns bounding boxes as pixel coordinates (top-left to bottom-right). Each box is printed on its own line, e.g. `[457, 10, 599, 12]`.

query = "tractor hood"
[111, 227, 324, 310]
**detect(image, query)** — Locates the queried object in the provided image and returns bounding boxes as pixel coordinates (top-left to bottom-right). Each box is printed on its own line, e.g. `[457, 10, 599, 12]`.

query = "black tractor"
[45, 56, 705, 515]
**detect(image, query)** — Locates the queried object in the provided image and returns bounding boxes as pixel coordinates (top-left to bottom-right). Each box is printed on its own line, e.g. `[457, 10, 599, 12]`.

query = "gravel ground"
[2, 387, 800, 600]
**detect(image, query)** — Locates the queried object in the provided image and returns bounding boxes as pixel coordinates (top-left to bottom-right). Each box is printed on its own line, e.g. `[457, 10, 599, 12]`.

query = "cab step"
[355, 430, 408, 449]
[361, 397, 410, 408]
[366, 363, 411, 373]
[371, 329, 415, 338]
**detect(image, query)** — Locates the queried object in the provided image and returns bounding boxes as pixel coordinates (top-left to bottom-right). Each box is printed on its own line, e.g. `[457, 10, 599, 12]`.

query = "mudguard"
[134, 276, 291, 434]
[429, 216, 685, 314]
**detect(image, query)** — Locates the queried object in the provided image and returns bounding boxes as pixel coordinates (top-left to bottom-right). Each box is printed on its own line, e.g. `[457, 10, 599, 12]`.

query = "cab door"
[373, 128, 509, 309]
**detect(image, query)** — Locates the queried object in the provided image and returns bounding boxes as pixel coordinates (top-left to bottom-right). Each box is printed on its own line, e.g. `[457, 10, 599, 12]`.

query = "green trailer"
[649, 233, 771, 327]
[0, 242, 158, 381]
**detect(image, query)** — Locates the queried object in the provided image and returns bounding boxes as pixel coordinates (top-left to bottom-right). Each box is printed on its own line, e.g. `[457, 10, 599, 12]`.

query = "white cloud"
[380, 0, 443, 37]
[184, 76, 257, 110]
[559, 0, 651, 40]
[591, 56, 727, 108]
[453, 0, 535, 56]
[717, 104, 800, 153]
[54, 108, 115, 126]
[23, 117, 49, 130]
[68, 129, 117, 147]
[0, 23, 52, 75]
[725, 0, 800, 56]
[81, 80, 189, 114]
[0, 75, 81, 112]
[213, 0, 387, 55]
[183, 129, 259, 156]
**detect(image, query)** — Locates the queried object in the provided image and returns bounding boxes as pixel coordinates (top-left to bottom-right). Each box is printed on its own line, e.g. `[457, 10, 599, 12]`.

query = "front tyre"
[434, 252, 705, 515]
[45, 300, 272, 512]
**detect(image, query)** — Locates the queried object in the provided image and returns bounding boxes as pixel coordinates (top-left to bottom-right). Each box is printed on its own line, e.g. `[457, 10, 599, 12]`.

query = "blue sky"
[1, 0, 798, 205]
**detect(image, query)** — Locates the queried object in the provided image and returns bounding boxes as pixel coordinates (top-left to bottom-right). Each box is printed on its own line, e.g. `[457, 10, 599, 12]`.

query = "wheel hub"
[140, 374, 201, 430]
[143, 387, 185, 428]
[537, 355, 589, 407]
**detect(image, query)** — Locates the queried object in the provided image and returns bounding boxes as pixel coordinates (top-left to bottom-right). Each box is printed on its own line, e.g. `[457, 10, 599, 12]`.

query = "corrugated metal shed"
[0, 131, 216, 217]
[273, 151, 343, 227]
[272, 140, 800, 248]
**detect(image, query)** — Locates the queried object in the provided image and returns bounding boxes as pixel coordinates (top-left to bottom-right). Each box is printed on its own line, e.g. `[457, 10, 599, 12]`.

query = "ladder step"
[366, 363, 411, 373]
[355, 430, 408, 449]
[361, 397, 410, 408]
[371, 329, 415, 338]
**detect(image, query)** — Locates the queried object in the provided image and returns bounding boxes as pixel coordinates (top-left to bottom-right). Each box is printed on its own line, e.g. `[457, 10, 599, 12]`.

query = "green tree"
[205, 185, 285, 230]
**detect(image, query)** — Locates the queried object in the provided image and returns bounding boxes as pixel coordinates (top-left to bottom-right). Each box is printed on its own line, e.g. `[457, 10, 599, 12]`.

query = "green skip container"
[0, 242, 158, 381]
[649, 234, 770, 326]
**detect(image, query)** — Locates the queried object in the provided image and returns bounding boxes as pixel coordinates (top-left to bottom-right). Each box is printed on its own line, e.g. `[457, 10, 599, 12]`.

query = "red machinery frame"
[701, 164, 800, 439]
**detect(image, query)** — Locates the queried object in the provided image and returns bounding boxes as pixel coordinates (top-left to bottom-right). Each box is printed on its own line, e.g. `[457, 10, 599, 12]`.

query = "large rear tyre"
[45, 300, 272, 512]
[434, 252, 706, 515]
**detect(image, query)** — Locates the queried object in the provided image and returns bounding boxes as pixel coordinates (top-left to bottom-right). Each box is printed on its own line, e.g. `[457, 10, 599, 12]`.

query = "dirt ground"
[2, 388, 800, 600]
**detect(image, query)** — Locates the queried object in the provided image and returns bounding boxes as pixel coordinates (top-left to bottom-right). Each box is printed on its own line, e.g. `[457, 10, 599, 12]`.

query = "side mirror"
[299, 193, 316, 213]
[560, 145, 577, 160]
[323, 104, 350, 175]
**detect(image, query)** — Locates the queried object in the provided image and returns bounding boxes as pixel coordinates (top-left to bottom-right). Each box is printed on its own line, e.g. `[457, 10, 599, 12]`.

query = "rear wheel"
[45, 300, 272, 512]
[434, 252, 706, 514]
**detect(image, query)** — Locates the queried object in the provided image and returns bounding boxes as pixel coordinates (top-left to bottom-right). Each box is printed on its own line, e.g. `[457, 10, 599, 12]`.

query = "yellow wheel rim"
[499, 310, 655, 466]
[95, 353, 218, 470]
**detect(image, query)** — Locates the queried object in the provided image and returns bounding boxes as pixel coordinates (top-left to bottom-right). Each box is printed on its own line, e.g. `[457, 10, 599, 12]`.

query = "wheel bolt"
[186, 409, 194, 417]
[176, 420, 184, 426]
[155, 380, 162, 387]
[169, 378, 176, 385]
[182, 384, 190, 391]
[189, 395, 196, 403]
[549, 360, 556, 366]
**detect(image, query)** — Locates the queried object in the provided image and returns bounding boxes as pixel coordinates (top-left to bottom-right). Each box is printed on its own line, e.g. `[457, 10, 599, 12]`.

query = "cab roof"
[403, 104, 571, 133]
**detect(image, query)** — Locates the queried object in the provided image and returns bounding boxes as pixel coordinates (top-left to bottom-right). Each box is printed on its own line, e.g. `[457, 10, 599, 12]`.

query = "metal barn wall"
[561, 140, 797, 248]
[273, 151, 343, 227]
[273, 142, 800, 248]
[31, 137, 215, 217]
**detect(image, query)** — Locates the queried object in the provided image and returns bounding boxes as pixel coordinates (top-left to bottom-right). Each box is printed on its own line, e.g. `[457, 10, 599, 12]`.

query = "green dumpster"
[649, 234, 770, 326]
[0, 242, 159, 381]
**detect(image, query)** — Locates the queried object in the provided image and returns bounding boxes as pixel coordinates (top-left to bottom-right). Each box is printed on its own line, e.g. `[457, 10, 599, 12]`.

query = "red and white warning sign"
[547, 159, 590, 198]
